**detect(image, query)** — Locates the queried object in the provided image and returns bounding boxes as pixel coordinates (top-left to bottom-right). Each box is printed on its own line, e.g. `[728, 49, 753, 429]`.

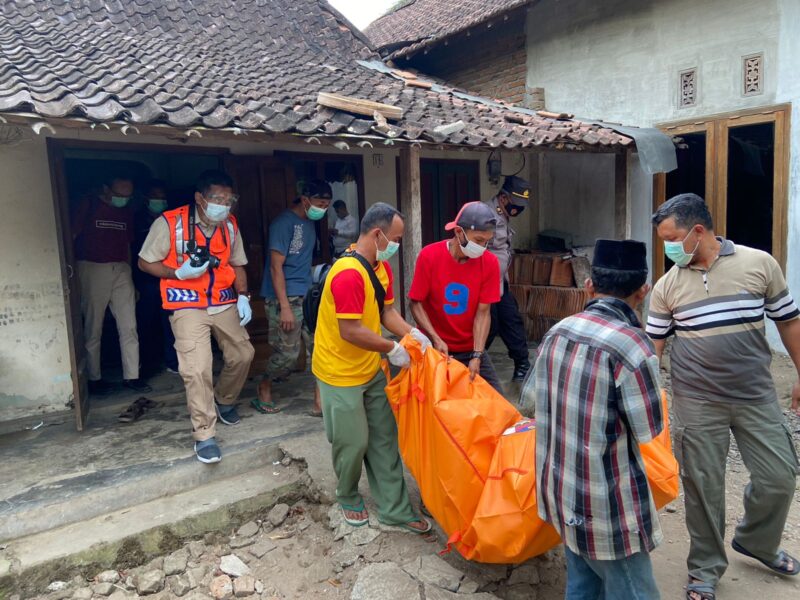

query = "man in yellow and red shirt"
[313, 202, 431, 532]
[409, 202, 502, 393]
[138, 170, 254, 464]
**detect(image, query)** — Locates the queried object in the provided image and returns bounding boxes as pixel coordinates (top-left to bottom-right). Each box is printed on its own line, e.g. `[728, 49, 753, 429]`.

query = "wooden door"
[47, 140, 89, 430]
[654, 105, 790, 279]
[419, 159, 480, 245]
[224, 155, 295, 375]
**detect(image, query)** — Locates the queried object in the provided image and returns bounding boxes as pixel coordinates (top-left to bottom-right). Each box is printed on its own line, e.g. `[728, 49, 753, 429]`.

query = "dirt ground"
[22, 353, 800, 600]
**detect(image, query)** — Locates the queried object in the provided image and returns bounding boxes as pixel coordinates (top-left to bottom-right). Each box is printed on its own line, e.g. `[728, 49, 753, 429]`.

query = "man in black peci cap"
[522, 239, 664, 599]
[484, 175, 533, 381]
[409, 202, 503, 393]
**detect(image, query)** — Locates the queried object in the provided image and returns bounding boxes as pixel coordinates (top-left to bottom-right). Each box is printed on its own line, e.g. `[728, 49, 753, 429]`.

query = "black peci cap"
[593, 239, 648, 272]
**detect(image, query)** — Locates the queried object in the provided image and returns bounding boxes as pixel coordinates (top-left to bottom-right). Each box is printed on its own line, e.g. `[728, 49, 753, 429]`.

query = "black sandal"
[732, 539, 800, 576]
[686, 579, 715, 600]
[118, 397, 157, 423]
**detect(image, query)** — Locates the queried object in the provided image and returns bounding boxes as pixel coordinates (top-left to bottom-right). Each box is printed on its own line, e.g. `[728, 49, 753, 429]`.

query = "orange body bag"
[386, 338, 679, 564]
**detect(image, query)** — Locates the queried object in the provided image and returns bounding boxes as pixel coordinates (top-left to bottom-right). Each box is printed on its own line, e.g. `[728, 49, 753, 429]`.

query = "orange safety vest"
[160, 205, 239, 311]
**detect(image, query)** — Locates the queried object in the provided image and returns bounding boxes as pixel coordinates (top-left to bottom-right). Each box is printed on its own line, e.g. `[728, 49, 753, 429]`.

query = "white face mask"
[203, 202, 230, 223]
[458, 229, 487, 259]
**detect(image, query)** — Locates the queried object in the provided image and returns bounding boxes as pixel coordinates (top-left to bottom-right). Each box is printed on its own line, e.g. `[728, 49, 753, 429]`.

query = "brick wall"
[398, 11, 528, 105]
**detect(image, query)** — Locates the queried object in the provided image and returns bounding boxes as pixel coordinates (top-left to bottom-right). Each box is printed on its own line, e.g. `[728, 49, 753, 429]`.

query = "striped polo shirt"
[647, 238, 799, 404]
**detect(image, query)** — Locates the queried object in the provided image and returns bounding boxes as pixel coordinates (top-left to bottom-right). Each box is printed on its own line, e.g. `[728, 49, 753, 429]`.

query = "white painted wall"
[526, 0, 799, 352]
[0, 134, 73, 420]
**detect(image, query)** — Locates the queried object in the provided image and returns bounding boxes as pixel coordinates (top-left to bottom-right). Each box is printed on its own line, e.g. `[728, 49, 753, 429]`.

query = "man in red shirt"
[409, 202, 503, 393]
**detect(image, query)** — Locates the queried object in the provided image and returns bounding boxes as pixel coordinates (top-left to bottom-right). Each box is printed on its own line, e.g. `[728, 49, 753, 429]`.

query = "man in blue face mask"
[647, 193, 800, 599]
[72, 174, 150, 396]
[255, 179, 332, 416]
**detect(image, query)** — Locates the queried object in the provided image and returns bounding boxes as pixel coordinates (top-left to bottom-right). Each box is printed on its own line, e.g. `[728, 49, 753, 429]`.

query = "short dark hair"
[105, 174, 133, 186]
[360, 202, 404, 235]
[591, 266, 648, 298]
[196, 170, 233, 195]
[301, 179, 333, 199]
[146, 178, 167, 193]
[333, 200, 346, 210]
[652, 193, 713, 230]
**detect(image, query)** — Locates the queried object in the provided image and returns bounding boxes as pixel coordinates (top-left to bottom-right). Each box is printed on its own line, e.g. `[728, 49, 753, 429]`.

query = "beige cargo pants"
[170, 306, 254, 441]
[78, 260, 139, 381]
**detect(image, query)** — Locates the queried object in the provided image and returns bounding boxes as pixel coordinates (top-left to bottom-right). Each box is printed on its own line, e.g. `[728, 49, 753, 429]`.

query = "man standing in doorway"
[647, 193, 800, 600]
[254, 180, 331, 416]
[138, 170, 254, 464]
[526, 239, 663, 599]
[484, 175, 532, 381]
[73, 175, 150, 395]
[134, 179, 178, 377]
[330, 199, 358, 257]
[313, 202, 432, 531]
[409, 202, 503, 393]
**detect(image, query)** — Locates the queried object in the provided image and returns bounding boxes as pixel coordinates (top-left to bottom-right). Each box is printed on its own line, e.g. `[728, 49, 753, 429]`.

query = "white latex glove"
[175, 260, 209, 281]
[409, 327, 432, 354]
[237, 295, 252, 327]
[387, 341, 411, 369]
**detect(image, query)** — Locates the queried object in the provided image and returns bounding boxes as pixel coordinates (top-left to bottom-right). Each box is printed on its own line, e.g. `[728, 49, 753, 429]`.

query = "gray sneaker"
[215, 401, 241, 425]
[194, 438, 221, 464]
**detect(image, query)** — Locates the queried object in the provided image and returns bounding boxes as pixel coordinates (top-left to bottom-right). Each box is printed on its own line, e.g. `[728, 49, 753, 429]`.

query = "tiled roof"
[365, 0, 530, 58]
[0, 0, 631, 150]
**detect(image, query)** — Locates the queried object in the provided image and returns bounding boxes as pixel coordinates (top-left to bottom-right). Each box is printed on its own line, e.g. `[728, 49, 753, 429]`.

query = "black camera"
[188, 243, 221, 269]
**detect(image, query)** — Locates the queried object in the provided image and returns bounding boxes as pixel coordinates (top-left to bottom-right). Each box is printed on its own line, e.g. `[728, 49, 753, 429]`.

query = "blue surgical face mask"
[306, 204, 328, 221]
[147, 198, 168, 214]
[110, 195, 130, 208]
[664, 229, 699, 267]
[376, 230, 400, 261]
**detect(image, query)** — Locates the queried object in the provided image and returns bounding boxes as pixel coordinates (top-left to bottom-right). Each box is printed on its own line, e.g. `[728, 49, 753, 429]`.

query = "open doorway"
[48, 141, 230, 430]
[655, 105, 789, 279]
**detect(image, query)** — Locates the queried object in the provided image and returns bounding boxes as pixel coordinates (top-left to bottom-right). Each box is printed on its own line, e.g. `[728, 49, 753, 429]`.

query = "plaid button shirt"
[523, 298, 664, 560]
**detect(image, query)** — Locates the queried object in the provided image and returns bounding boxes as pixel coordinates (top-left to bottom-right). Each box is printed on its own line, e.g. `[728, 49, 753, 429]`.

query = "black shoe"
[512, 362, 531, 382]
[88, 379, 113, 395]
[123, 378, 153, 393]
[215, 401, 241, 425]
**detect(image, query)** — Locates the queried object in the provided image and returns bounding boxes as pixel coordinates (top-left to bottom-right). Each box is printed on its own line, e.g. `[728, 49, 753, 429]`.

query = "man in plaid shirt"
[522, 239, 664, 599]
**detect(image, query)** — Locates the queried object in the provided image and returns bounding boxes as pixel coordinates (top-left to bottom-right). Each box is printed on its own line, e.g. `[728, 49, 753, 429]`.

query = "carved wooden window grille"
[743, 53, 763, 96]
[679, 68, 697, 108]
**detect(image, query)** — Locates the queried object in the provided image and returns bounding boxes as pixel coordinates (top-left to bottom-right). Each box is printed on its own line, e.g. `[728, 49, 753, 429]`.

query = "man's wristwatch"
[469, 350, 484, 360]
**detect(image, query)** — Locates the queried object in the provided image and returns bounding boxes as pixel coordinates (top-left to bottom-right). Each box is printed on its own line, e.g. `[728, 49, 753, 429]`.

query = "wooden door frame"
[653, 104, 790, 279]
[46, 137, 229, 430]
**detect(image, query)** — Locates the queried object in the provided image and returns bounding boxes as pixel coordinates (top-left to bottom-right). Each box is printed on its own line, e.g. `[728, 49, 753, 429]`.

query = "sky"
[327, 0, 399, 30]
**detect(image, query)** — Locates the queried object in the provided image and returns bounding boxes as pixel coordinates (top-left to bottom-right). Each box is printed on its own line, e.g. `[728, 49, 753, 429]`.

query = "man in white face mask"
[138, 170, 254, 464]
[409, 202, 503, 393]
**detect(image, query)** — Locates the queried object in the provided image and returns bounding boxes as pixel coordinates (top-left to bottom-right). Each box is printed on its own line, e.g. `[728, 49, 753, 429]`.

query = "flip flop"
[118, 397, 158, 423]
[250, 398, 281, 414]
[341, 502, 369, 527]
[381, 517, 432, 534]
[305, 409, 323, 418]
[732, 539, 800, 576]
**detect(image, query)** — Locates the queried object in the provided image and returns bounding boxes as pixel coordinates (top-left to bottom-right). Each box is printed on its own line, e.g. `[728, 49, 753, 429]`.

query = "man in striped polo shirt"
[528, 239, 664, 598]
[648, 193, 800, 600]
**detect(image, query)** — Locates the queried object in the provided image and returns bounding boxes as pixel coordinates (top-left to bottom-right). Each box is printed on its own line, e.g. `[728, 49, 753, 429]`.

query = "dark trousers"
[487, 280, 530, 367]
[450, 352, 503, 395]
[136, 276, 178, 375]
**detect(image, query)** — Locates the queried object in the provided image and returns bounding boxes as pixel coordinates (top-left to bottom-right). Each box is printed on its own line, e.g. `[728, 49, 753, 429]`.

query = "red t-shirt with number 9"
[409, 240, 501, 352]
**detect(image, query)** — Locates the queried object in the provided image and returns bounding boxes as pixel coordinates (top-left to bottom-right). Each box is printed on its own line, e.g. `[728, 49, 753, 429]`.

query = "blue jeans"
[564, 547, 660, 600]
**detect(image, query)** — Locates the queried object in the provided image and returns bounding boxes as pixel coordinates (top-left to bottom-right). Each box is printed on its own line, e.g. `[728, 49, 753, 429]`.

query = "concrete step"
[0, 423, 318, 543]
[1, 462, 308, 594]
